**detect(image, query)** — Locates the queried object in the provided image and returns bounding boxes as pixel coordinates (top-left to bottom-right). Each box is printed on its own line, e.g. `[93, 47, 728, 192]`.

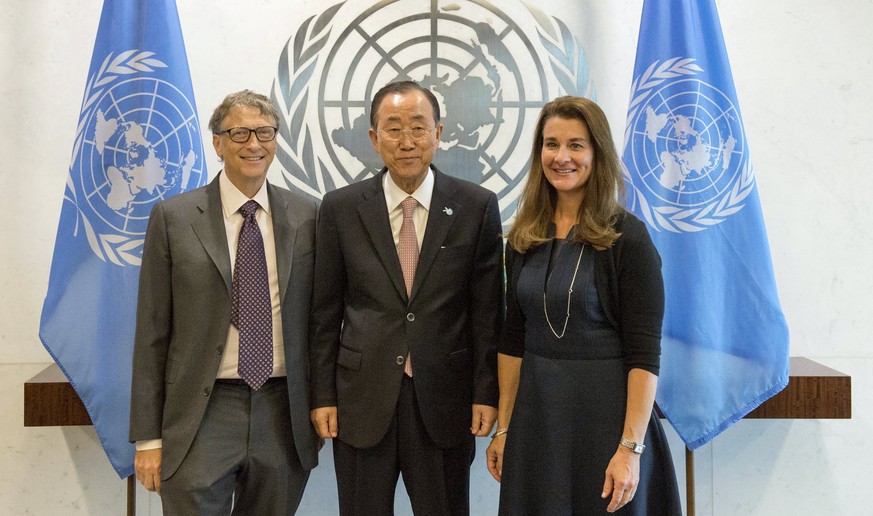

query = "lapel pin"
[443, 207, 453, 216]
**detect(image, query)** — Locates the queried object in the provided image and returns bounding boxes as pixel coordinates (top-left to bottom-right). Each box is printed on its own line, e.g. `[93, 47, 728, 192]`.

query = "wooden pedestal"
[24, 363, 135, 516]
[746, 357, 851, 419]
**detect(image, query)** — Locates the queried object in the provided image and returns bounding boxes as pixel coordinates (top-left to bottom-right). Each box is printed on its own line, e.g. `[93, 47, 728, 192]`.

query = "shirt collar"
[383, 167, 434, 213]
[219, 171, 271, 217]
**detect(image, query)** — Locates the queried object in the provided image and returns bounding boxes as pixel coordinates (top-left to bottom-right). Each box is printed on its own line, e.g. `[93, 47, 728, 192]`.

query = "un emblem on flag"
[271, 0, 595, 226]
[623, 58, 755, 233]
[69, 51, 205, 265]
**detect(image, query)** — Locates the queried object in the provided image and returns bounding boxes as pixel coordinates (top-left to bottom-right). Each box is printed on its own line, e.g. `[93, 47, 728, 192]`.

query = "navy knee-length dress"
[499, 232, 681, 516]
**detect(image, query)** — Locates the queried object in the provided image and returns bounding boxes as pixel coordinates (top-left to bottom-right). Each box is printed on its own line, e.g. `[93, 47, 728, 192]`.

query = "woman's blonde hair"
[506, 96, 625, 252]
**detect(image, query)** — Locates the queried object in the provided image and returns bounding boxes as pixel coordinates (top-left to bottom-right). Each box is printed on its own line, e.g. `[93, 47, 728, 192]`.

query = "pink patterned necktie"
[398, 196, 419, 377]
[231, 200, 273, 390]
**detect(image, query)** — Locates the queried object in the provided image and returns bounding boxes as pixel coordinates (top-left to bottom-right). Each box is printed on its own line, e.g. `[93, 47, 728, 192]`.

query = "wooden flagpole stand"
[679, 357, 850, 516]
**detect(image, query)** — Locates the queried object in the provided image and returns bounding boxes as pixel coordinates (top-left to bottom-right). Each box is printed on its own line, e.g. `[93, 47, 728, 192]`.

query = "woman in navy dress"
[486, 96, 681, 515]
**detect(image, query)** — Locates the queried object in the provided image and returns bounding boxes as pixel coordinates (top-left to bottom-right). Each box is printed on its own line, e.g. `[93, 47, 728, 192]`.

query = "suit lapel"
[358, 172, 409, 302]
[412, 169, 460, 300]
[269, 183, 297, 300]
[191, 177, 232, 295]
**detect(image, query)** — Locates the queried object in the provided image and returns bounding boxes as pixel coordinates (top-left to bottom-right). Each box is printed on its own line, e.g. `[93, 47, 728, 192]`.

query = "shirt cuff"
[135, 439, 162, 451]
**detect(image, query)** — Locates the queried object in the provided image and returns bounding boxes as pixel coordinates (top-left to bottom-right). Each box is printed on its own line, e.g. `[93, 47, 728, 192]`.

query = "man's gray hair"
[208, 90, 279, 134]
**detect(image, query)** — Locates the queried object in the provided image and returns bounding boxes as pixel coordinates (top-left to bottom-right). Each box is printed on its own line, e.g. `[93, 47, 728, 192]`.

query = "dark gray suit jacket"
[310, 168, 502, 449]
[129, 175, 320, 479]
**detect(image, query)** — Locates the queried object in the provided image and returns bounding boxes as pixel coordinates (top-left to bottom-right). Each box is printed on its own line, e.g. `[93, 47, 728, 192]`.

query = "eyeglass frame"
[216, 126, 279, 143]
[377, 126, 437, 142]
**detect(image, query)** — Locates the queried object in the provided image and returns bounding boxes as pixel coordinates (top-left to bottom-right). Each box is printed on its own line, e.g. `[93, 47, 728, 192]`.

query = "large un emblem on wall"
[271, 0, 594, 224]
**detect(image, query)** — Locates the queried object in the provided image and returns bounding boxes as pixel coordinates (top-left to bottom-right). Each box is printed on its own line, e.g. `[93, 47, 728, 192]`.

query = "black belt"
[215, 376, 286, 386]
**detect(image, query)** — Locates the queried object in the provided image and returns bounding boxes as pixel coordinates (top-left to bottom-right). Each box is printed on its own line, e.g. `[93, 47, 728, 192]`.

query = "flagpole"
[127, 475, 136, 516]
[685, 446, 695, 516]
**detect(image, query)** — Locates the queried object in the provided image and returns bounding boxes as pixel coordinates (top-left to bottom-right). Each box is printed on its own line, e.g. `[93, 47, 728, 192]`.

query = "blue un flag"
[621, 0, 789, 449]
[39, 0, 206, 477]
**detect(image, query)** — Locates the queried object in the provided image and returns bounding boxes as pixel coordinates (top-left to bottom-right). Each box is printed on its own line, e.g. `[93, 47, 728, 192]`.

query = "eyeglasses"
[217, 126, 278, 143]
[378, 127, 435, 142]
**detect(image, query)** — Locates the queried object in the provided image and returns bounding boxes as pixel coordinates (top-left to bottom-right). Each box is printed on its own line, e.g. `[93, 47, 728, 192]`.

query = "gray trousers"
[160, 377, 309, 515]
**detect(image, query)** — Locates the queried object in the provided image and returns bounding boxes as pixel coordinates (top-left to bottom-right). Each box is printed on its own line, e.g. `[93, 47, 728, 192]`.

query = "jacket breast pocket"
[337, 346, 362, 371]
[437, 244, 472, 258]
[292, 247, 314, 259]
[434, 244, 473, 279]
[447, 347, 471, 371]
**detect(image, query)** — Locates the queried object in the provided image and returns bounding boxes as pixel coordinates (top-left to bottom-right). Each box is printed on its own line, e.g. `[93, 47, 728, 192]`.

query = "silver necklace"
[543, 243, 585, 339]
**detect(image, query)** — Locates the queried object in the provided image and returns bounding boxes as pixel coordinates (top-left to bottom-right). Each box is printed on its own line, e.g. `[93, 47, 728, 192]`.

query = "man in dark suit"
[310, 81, 503, 515]
[130, 90, 319, 514]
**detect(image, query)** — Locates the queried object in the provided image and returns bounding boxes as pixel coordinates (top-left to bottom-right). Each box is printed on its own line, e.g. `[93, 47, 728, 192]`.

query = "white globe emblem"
[627, 78, 745, 208]
[272, 0, 595, 225]
[75, 77, 203, 237]
[623, 59, 755, 233]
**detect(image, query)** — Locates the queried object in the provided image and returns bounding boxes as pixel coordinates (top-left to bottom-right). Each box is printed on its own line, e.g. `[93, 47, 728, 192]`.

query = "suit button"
[203, 387, 210, 396]
[406, 312, 415, 322]
[216, 346, 223, 355]
[396, 356, 404, 365]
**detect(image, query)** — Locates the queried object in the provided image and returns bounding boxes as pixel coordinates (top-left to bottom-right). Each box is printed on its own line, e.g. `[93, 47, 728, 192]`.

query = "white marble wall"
[3, 0, 871, 514]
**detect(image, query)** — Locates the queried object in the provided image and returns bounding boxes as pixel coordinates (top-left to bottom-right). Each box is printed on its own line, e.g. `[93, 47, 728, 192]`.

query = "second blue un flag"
[621, 0, 790, 449]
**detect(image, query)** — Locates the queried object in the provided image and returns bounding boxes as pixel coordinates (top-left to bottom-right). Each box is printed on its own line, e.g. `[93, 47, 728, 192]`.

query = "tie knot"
[401, 197, 418, 219]
[240, 200, 260, 219]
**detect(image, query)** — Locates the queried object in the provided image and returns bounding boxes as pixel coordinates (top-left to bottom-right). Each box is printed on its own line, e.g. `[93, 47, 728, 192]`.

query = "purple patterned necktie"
[398, 196, 419, 377]
[231, 200, 273, 390]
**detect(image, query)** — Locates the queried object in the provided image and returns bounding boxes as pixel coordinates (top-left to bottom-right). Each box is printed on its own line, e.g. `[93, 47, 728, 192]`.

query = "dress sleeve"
[499, 243, 526, 357]
[616, 217, 664, 375]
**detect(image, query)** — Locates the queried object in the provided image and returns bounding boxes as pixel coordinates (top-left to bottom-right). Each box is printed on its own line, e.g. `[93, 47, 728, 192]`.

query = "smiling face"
[540, 116, 595, 202]
[212, 105, 277, 198]
[368, 90, 443, 194]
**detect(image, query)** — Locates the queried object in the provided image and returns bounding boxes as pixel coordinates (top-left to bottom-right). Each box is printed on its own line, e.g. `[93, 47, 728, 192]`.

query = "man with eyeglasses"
[310, 80, 503, 515]
[130, 90, 320, 514]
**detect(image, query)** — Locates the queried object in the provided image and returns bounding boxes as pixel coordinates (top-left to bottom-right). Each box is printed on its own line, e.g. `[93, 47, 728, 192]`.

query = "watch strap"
[620, 437, 646, 454]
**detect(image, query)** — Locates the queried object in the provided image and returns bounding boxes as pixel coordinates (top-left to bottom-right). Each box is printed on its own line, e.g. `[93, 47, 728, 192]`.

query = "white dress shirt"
[216, 172, 285, 380]
[383, 167, 435, 249]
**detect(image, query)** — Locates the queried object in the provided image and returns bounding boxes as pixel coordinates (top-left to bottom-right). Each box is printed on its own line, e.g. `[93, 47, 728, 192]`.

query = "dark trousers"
[160, 377, 309, 515]
[333, 376, 475, 516]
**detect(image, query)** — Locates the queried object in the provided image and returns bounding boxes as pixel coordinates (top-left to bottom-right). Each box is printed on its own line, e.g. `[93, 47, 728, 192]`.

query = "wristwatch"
[619, 437, 646, 454]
